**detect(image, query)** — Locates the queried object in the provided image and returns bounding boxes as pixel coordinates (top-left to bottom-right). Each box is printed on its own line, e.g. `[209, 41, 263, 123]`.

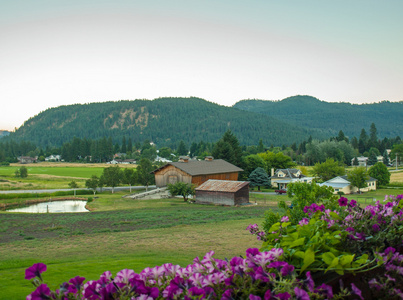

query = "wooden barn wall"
[154, 165, 192, 187]
[195, 191, 235, 206]
[192, 172, 238, 186]
[234, 186, 250, 205]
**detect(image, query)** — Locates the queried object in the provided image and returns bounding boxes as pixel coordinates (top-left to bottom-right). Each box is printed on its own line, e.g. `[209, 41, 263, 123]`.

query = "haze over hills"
[4, 97, 322, 148]
[233, 95, 403, 138]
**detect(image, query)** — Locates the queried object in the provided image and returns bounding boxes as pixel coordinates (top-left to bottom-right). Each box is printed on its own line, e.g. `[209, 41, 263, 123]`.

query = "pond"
[7, 200, 89, 213]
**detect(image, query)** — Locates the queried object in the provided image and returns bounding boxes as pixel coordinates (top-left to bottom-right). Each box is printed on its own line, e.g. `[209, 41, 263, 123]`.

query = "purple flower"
[249, 295, 262, 300]
[281, 216, 289, 223]
[338, 197, 348, 207]
[221, 289, 233, 300]
[303, 272, 314, 292]
[294, 287, 310, 300]
[351, 283, 363, 300]
[298, 218, 309, 226]
[25, 263, 47, 280]
[314, 284, 333, 299]
[349, 199, 357, 207]
[385, 247, 396, 256]
[68, 276, 85, 294]
[280, 264, 294, 276]
[27, 284, 51, 300]
[372, 224, 380, 232]
[276, 292, 291, 300]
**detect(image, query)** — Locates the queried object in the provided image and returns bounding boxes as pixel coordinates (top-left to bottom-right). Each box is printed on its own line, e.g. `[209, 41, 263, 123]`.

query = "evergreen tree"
[367, 151, 378, 166]
[257, 139, 265, 153]
[350, 137, 359, 150]
[121, 137, 127, 153]
[176, 140, 188, 156]
[212, 130, 242, 166]
[352, 157, 359, 166]
[248, 167, 270, 191]
[369, 123, 378, 149]
[358, 129, 368, 153]
[127, 138, 133, 153]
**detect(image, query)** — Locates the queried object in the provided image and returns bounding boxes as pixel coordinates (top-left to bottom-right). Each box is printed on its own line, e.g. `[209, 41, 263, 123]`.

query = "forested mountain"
[0, 131, 10, 138]
[233, 95, 403, 138]
[5, 97, 325, 148]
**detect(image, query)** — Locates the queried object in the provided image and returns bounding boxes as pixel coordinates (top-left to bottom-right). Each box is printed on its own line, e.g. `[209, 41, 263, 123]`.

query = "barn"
[152, 156, 243, 188]
[195, 180, 250, 206]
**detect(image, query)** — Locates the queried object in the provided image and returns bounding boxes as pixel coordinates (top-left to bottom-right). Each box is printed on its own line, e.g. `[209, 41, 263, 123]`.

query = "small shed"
[195, 180, 249, 206]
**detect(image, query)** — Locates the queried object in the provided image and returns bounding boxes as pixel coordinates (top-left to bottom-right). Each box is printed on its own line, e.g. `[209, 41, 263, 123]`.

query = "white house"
[320, 175, 377, 194]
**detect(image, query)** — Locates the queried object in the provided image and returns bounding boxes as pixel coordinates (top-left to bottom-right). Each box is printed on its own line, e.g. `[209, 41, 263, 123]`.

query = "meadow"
[0, 192, 274, 299]
[1, 163, 402, 299]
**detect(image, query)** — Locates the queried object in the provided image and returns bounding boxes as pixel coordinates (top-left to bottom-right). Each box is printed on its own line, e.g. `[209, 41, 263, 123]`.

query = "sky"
[1, 0, 402, 131]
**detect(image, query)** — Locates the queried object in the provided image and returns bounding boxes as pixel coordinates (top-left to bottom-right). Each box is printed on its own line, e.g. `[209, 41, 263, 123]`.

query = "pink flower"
[281, 216, 289, 223]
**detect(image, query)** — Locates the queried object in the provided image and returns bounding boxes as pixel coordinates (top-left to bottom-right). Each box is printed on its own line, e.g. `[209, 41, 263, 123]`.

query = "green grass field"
[0, 194, 269, 299]
[1, 163, 402, 299]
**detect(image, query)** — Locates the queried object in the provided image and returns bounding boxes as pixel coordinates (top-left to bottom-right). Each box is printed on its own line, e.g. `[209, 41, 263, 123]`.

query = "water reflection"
[7, 200, 89, 213]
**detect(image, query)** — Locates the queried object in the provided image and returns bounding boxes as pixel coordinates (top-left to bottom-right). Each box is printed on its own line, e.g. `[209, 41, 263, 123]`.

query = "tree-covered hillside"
[6, 97, 325, 148]
[233, 95, 403, 138]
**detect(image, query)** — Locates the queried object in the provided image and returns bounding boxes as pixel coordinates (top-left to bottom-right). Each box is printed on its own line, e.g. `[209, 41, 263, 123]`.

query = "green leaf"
[340, 254, 355, 267]
[290, 237, 305, 248]
[301, 247, 315, 272]
[329, 212, 342, 220]
[322, 252, 336, 265]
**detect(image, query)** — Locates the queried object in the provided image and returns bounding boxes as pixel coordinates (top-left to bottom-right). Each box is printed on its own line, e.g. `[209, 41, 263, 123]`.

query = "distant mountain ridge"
[233, 95, 403, 138]
[5, 97, 324, 148]
[0, 130, 10, 138]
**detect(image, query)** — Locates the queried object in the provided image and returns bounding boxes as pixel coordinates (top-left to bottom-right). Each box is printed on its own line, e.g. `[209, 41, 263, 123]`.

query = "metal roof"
[152, 159, 243, 176]
[195, 180, 249, 193]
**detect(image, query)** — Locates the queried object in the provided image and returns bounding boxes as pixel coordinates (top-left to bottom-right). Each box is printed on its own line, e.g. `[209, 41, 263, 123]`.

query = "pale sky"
[1, 0, 402, 130]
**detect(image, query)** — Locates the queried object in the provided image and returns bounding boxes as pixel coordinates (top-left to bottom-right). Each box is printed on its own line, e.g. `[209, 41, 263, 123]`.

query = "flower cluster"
[369, 247, 403, 299]
[26, 248, 357, 300]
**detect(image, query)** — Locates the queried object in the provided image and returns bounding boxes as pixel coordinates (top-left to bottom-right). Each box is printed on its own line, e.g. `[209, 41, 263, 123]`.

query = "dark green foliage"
[3, 97, 324, 148]
[234, 96, 403, 138]
[102, 166, 122, 193]
[368, 162, 390, 186]
[248, 167, 270, 191]
[19, 166, 28, 178]
[352, 157, 359, 166]
[167, 182, 195, 202]
[347, 167, 369, 193]
[85, 175, 99, 195]
[212, 130, 243, 166]
[312, 158, 345, 182]
[137, 158, 155, 189]
[367, 151, 378, 166]
[176, 140, 188, 156]
[241, 154, 266, 180]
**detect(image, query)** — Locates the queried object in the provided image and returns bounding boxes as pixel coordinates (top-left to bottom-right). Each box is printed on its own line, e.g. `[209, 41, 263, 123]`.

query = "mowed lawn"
[0, 195, 270, 299]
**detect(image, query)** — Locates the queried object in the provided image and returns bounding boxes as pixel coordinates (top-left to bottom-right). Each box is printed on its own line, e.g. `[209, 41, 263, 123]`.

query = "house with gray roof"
[152, 157, 243, 187]
[319, 175, 377, 194]
[269, 168, 313, 189]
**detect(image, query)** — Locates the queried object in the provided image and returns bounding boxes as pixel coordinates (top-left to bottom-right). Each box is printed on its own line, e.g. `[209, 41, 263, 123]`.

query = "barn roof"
[152, 159, 243, 176]
[195, 180, 249, 193]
